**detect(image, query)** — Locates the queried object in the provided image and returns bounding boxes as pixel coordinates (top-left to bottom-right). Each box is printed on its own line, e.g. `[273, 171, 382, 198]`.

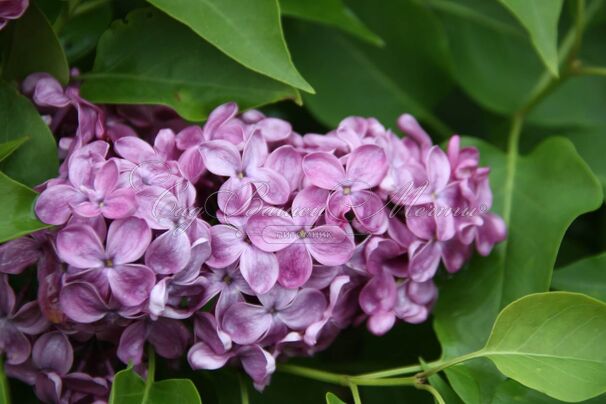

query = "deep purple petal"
[60, 282, 108, 323]
[32, 331, 73, 375]
[117, 320, 146, 365]
[35, 184, 85, 225]
[108, 264, 156, 306]
[279, 289, 327, 330]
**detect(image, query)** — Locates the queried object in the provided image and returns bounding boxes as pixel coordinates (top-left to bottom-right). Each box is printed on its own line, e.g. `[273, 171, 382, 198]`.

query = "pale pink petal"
[292, 186, 328, 227]
[350, 191, 388, 234]
[305, 225, 354, 266]
[266, 145, 303, 191]
[203, 102, 238, 140]
[256, 118, 291, 142]
[94, 160, 119, 197]
[346, 145, 388, 190]
[242, 131, 268, 170]
[426, 146, 451, 191]
[178, 147, 205, 183]
[114, 136, 155, 164]
[188, 341, 233, 370]
[302, 152, 345, 190]
[199, 140, 241, 177]
[408, 241, 441, 282]
[246, 212, 295, 253]
[217, 177, 252, 217]
[101, 188, 137, 219]
[250, 167, 290, 205]
[206, 224, 247, 268]
[279, 289, 327, 329]
[240, 246, 279, 294]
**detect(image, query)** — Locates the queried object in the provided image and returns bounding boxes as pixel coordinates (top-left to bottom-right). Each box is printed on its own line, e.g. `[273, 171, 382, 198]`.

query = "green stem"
[356, 360, 440, 379]
[417, 352, 483, 379]
[349, 383, 362, 404]
[576, 65, 606, 77]
[278, 364, 350, 386]
[347, 376, 417, 387]
[141, 346, 156, 403]
[239, 374, 249, 404]
[415, 383, 445, 404]
[0, 356, 11, 404]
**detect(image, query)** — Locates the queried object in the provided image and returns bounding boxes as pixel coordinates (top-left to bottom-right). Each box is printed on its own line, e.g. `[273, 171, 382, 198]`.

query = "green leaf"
[325, 392, 346, 404]
[61, 0, 113, 62]
[498, 0, 563, 76]
[286, 0, 452, 135]
[481, 292, 606, 402]
[81, 8, 300, 122]
[0, 172, 50, 243]
[433, 137, 603, 403]
[146, 0, 313, 93]
[1, 2, 69, 85]
[0, 137, 29, 162]
[109, 367, 201, 404]
[0, 82, 59, 187]
[491, 379, 606, 404]
[279, 0, 383, 46]
[552, 252, 606, 301]
[430, 0, 543, 115]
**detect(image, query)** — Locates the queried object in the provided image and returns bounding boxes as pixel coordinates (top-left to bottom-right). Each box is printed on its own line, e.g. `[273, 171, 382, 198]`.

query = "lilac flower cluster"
[0, 73, 505, 402]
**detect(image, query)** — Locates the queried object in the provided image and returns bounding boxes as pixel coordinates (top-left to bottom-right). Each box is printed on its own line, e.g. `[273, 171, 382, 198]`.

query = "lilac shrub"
[0, 73, 505, 401]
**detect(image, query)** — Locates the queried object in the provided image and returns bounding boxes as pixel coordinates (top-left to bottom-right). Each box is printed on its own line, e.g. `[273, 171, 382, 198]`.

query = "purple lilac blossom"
[0, 72, 506, 403]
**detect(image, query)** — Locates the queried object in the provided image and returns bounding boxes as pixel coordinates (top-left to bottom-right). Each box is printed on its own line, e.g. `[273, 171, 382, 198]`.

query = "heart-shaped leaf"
[81, 8, 300, 122]
[147, 0, 313, 93]
[481, 292, 606, 402]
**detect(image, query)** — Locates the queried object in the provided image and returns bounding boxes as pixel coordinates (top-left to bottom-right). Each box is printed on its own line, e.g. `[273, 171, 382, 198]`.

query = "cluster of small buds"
[0, 72, 506, 402]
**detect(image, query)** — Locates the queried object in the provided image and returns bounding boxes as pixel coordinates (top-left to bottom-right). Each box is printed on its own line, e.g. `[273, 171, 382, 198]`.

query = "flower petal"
[240, 246, 279, 294]
[59, 282, 108, 323]
[32, 331, 73, 375]
[145, 230, 191, 275]
[199, 140, 241, 177]
[242, 130, 268, 170]
[276, 243, 313, 288]
[292, 186, 328, 227]
[408, 241, 441, 282]
[206, 224, 247, 268]
[0, 237, 40, 275]
[56, 225, 104, 268]
[35, 184, 84, 225]
[94, 160, 119, 196]
[114, 136, 156, 164]
[149, 318, 191, 359]
[221, 302, 272, 345]
[305, 225, 354, 266]
[188, 341, 233, 370]
[250, 167, 290, 205]
[256, 117, 291, 142]
[246, 212, 295, 253]
[106, 217, 151, 265]
[302, 152, 345, 190]
[279, 289, 327, 329]
[203, 102, 238, 140]
[350, 190, 388, 234]
[266, 145, 303, 192]
[108, 264, 156, 306]
[346, 145, 388, 190]
[117, 320, 146, 365]
[102, 188, 138, 219]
